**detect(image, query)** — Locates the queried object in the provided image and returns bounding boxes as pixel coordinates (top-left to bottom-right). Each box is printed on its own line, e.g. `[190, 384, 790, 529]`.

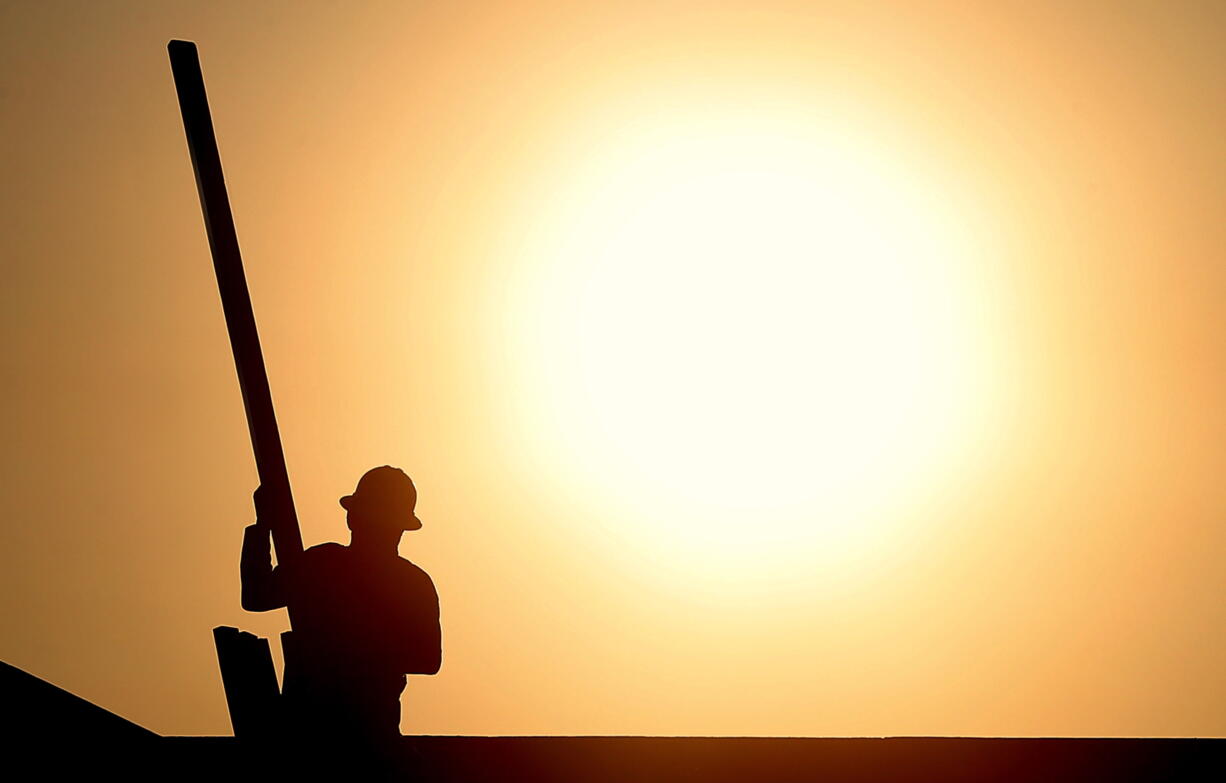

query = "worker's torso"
[279, 544, 435, 737]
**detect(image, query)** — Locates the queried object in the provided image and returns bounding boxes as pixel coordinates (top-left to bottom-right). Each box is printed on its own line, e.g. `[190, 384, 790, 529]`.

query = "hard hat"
[339, 465, 423, 531]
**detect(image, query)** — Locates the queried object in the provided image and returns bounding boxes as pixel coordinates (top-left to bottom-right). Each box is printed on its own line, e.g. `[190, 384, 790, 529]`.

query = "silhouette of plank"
[167, 39, 302, 566]
[212, 626, 280, 740]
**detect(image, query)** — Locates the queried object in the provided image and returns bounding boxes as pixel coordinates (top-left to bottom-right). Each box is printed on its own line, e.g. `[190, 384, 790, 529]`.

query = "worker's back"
[274, 541, 441, 741]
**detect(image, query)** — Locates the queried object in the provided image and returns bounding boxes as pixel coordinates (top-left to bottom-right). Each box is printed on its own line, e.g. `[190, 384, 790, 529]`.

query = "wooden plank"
[167, 39, 303, 565]
[212, 626, 281, 740]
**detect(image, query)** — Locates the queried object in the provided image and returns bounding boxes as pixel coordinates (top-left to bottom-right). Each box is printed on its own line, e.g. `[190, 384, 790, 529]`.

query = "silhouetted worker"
[240, 466, 441, 748]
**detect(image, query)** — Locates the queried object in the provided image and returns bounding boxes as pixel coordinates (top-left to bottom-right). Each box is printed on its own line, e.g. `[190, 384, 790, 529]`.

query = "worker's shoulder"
[299, 541, 347, 565]
[304, 541, 346, 556]
[393, 556, 437, 588]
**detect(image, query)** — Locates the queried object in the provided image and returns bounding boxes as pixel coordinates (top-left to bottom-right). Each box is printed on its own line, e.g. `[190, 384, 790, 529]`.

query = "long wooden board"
[168, 39, 303, 565]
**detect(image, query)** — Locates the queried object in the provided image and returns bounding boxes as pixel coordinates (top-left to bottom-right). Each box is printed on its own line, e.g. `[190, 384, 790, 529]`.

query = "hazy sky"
[3, 1, 1225, 737]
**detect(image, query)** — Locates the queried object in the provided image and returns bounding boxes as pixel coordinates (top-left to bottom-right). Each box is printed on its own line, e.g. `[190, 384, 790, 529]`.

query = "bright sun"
[499, 104, 997, 590]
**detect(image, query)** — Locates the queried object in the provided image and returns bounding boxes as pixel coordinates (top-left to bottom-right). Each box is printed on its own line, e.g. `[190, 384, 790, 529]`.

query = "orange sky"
[3, 1, 1226, 737]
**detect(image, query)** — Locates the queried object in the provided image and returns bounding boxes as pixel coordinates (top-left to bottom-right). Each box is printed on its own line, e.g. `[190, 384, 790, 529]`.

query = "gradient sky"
[3, 1, 1225, 737]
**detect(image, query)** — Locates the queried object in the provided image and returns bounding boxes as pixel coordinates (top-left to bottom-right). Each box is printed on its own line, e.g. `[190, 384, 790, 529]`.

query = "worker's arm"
[240, 486, 289, 612]
[419, 579, 442, 674]
[398, 576, 442, 675]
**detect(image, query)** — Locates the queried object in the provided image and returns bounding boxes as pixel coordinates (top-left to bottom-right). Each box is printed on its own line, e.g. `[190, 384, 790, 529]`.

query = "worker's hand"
[252, 485, 274, 532]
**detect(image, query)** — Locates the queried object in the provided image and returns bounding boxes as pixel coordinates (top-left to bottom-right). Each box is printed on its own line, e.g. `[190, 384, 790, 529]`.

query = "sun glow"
[499, 104, 999, 588]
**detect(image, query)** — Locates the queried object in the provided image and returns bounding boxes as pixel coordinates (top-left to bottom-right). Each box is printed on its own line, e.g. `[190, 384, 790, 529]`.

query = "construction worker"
[240, 466, 442, 746]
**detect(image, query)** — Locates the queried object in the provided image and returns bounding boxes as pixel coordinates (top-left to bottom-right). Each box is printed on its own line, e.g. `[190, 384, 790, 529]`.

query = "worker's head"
[340, 466, 422, 546]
